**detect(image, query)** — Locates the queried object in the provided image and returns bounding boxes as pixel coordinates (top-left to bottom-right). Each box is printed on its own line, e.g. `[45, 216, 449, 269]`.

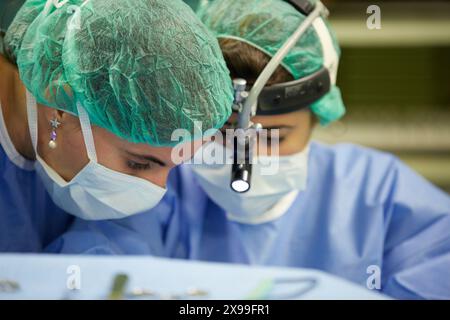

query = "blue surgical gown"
[0, 143, 73, 252]
[46, 142, 450, 299]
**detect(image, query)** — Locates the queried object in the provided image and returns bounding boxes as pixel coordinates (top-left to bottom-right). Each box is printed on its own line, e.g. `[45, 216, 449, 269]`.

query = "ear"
[38, 104, 64, 123]
[37, 104, 83, 134]
[38, 83, 74, 125]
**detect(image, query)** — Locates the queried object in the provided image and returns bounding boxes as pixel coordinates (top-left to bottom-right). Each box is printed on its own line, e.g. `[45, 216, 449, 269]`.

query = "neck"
[0, 55, 35, 160]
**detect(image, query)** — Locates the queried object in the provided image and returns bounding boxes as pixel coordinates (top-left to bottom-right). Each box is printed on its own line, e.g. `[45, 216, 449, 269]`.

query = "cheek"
[278, 129, 310, 155]
[138, 168, 172, 188]
[91, 129, 173, 188]
[90, 127, 128, 172]
[51, 128, 88, 181]
[278, 137, 302, 155]
[61, 126, 84, 151]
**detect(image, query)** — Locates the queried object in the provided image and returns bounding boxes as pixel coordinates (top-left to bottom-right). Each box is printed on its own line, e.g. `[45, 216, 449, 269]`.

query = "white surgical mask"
[26, 91, 166, 220]
[191, 142, 309, 224]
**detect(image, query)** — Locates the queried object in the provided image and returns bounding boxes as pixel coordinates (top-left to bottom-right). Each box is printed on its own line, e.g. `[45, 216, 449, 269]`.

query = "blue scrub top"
[0, 109, 73, 252]
[0, 144, 73, 252]
[47, 142, 450, 299]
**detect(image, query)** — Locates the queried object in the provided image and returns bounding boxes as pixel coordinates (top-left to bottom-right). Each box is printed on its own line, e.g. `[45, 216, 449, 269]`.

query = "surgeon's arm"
[381, 159, 450, 299]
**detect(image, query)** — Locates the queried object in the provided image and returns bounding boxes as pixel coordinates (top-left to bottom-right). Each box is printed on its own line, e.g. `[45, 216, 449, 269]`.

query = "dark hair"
[218, 38, 294, 85]
[218, 37, 316, 125]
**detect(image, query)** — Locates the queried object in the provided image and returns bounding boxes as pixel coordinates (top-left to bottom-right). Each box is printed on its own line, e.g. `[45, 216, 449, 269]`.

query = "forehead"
[227, 110, 310, 128]
[93, 125, 173, 156]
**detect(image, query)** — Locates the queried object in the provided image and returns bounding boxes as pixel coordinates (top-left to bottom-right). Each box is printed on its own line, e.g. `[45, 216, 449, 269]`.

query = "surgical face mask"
[26, 91, 166, 220]
[191, 142, 309, 224]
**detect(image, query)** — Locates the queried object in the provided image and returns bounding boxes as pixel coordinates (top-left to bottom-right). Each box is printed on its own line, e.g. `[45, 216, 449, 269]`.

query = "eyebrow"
[262, 125, 295, 131]
[224, 121, 294, 131]
[125, 151, 167, 167]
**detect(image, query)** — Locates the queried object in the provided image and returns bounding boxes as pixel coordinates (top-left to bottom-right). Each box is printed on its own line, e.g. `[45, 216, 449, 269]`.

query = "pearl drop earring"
[48, 118, 61, 149]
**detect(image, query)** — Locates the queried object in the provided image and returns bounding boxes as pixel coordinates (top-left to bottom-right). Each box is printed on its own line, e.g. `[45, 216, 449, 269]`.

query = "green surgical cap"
[5, 0, 233, 146]
[183, 0, 201, 10]
[197, 0, 345, 125]
[0, 0, 25, 57]
[3, 0, 43, 61]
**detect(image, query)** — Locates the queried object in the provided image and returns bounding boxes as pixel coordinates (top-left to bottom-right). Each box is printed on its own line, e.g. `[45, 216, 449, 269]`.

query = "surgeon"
[0, 0, 233, 252]
[49, 0, 450, 299]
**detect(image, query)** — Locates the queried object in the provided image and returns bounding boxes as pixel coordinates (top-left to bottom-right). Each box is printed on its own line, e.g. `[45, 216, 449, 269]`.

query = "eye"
[127, 160, 155, 171]
[259, 134, 285, 144]
[262, 138, 284, 149]
[266, 136, 285, 142]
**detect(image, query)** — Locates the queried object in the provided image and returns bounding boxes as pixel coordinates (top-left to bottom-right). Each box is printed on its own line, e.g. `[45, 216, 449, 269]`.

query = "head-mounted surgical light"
[230, 0, 330, 193]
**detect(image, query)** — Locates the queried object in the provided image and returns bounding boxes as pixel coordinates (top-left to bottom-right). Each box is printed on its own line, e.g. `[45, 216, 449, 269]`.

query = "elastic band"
[76, 102, 98, 162]
[312, 17, 339, 85]
[25, 90, 38, 152]
[25, 93, 97, 162]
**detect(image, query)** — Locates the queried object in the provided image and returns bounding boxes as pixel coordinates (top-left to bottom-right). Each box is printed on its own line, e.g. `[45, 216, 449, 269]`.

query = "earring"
[48, 117, 61, 149]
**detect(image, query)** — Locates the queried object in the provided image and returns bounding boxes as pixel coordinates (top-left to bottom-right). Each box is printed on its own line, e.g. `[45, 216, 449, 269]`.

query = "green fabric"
[2, 0, 42, 61]
[183, 0, 201, 10]
[0, 0, 25, 57]
[310, 86, 345, 125]
[6, 0, 233, 146]
[197, 0, 345, 125]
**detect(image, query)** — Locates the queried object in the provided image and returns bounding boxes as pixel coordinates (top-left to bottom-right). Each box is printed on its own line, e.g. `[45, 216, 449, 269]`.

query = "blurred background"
[316, 0, 450, 194]
[2, 0, 449, 193]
